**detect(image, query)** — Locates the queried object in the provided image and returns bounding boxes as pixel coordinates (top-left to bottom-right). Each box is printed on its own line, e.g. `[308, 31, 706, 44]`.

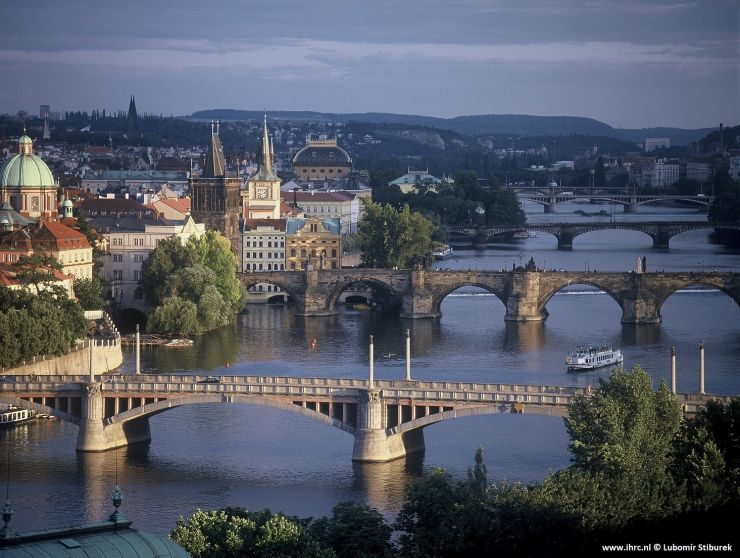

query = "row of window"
[244, 263, 285, 271]
[289, 248, 337, 258]
[245, 240, 285, 248]
[110, 238, 146, 246]
[111, 253, 145, 263]
[248, 284, 282, 292]
[247, 252, 283, 259]
[111, 270, 141, 281]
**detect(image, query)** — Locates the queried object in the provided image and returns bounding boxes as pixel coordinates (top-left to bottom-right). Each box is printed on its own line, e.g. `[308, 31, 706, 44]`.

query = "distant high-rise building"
[39, 104, 50, 119]
[189, 122, 242, 255]
[42, 114, 51, 140]
[127, 95, 139, 137]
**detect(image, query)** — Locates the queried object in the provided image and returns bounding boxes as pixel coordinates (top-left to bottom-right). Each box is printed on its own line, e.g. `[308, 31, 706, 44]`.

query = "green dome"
[0, 154, 55, 189]
[62, 199, 74, 208]
[18, 135, 32, 145]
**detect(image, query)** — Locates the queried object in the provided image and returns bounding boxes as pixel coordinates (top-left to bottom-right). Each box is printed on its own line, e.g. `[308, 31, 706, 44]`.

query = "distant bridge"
[0, 374, 729, 462]
[237, 269, 740, 322]
[447, 222, 740, 249]
[518, 192, 714, 214]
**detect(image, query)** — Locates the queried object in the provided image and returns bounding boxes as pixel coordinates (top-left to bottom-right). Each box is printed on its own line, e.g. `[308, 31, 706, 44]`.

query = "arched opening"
[655, 283, 739, 393]
[244, 282, 292, 305]
[329, 280, 401, 312]
[116, 308, 147, 333]
[435, 284, 506, 317]
[571, 229, 653, 251]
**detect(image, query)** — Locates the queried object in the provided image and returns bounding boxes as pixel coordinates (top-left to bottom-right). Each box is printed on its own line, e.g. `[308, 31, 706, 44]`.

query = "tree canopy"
[140, 231, 244, 335]
[357, 200, 433, 268]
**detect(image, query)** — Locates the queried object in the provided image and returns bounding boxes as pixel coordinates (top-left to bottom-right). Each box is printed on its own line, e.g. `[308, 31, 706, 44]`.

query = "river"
[2, 202, 738, 534]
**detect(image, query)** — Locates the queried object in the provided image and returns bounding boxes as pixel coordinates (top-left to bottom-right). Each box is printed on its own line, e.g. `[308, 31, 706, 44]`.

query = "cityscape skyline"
[0, 0, 737, 130]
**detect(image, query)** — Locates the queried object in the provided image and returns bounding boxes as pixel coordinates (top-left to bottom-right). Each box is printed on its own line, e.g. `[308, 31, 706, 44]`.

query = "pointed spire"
[262, 115, 274, 175]
[202, 121, 226, 178]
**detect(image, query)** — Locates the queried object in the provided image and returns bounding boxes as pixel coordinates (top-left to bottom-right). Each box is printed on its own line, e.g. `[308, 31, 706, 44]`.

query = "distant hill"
[189, 109, 716, 146]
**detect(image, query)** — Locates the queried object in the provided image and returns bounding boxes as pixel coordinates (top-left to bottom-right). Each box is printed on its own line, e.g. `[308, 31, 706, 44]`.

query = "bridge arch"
[105, 394, 356, 436]
[240, 276, 302, 303]
[432, 283, 507, 316]
[388, 402, 565, 436]
[325, 278, 402, 313]
[537, 279, 624, 317]
[653, 279, 740, 311]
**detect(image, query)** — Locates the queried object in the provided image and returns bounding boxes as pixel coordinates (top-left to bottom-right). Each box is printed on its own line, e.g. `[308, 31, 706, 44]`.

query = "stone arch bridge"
[448, 222, 740, 249]
[0, 375, 727, 462]
[238, 269, 740, 323]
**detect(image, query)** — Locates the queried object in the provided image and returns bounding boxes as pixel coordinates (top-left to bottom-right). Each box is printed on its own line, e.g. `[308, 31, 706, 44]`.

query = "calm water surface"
[2, 205, 739, 534]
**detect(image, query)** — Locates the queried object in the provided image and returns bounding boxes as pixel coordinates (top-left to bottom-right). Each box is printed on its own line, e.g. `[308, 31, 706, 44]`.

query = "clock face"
[256, 187, 268, 199]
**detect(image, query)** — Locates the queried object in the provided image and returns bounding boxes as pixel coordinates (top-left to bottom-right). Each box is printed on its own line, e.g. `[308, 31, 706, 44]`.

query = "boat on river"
[433, 245, 453, 259]
[566, 346, 623, 371]
[164, 338, 194, 349]
[0, 405, 36, 428]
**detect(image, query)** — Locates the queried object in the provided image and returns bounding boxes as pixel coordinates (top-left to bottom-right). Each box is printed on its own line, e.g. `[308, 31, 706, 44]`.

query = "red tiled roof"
[158, 197, 191, 213]
[243, 219, 286, 230]
[33, 221, 91, 251]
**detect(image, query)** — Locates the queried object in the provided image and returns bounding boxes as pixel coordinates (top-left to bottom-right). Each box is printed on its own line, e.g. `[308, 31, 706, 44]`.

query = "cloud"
[0, 37, 731, 77]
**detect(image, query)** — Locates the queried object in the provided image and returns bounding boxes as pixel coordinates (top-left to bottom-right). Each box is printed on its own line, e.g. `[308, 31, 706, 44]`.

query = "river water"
[2, 202, 739, 534]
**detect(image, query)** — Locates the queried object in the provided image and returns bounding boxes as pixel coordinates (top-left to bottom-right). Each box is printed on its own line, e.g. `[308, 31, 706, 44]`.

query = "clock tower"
[244, 116, 281, 220]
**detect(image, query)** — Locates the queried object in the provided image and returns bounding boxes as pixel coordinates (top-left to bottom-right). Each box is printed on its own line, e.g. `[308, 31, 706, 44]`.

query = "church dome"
[0, 136, 55, 189]
[293, 140, 352, 166]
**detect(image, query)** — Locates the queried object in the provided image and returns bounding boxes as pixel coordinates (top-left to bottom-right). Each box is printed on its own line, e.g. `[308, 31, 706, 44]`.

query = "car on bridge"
[199, 376, 221, 384]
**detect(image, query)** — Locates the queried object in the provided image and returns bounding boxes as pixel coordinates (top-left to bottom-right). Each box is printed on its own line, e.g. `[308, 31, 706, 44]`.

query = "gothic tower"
[127, 95, 139, 137]
[190, 122, 242, 254]
[244, 115, 281, 219]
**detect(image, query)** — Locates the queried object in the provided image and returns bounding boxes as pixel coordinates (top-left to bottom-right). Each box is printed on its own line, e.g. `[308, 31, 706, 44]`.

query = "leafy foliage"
[0, 286, 87, 368]
[140, 231, 243, 334]
[73, 276, 105, 310]
[357, 200, 433, 268]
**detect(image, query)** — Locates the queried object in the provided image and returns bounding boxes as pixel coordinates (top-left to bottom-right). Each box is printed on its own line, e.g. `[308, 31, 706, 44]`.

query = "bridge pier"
[652, 232, 671, 249]
[76, 382, 151, 452]
[400, 268, 440, 319]
[620, 291, 662, 324]
[543, 203, 556, 214]
[295, 268, 336, 317]
[504, 272, 549, 321]
[352, 389, 425, 462]
[556, 231, 573, 250]
[625, 202, 638, 214]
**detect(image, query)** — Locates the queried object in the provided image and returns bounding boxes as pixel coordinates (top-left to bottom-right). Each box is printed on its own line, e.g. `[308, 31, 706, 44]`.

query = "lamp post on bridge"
[699, 340, 705, 395]
[405, 329, 411, 381]
[369, 335, 374, 388]
[671, 347, 676, 394]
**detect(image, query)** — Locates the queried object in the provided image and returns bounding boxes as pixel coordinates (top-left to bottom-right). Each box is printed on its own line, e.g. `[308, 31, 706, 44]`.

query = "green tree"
[73, 276, 105, 310]
[12, 253, 63, 293]
[326, 502, 393, 558]
[170, 507, 333, 558]
[357, 201, 433, 268]
[564, 365, 684, 522]
[147, 296, 200, 335]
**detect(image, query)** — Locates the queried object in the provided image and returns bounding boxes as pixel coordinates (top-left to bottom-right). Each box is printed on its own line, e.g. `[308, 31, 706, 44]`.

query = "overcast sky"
[1, 0, 737, 129]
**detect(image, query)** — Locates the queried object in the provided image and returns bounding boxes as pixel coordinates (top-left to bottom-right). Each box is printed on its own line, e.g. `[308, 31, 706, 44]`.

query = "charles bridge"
[447, 221, 740, 249]
[0, 374, 730, 462]
[238, 269, 740, 324]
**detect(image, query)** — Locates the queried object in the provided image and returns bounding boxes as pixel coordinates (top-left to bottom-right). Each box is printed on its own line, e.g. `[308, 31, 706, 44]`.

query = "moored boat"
[566, 346, 623, 371]
[0, 405, 36, 428]
[164, 338, 194, 349]
[433, 245, 453, 259]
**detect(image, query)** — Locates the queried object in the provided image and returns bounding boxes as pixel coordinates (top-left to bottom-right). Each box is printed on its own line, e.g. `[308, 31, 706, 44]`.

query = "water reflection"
[621, 324, 663, 346]
[351, 453, 424, 512]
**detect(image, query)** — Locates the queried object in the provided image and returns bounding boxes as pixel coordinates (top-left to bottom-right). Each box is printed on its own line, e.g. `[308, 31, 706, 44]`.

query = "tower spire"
[262, 115, 273, 175]
[202, 120, 225, 177]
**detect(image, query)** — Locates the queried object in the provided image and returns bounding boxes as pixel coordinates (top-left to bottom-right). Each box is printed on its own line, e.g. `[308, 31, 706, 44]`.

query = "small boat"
[513, 231, 529, 239]
[0, 405, 36, 428]
[433, 245, 453, 259]
[566, 346, 623, 371]
[164, 338, 194, 349]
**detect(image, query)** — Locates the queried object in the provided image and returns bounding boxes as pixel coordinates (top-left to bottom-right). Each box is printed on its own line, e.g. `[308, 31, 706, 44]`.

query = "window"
[134, 254, 144, 263]
[290, 262, 296, 270]
[300, 249, 306, 258]
[332, 261, 337, 269]
[267, 263, 272, 271]
[112, 253, 123, 263]
[113, 270, 123, 280]
[291, 249, 296, 257]
[259, 241, 263, 247]
[332, 249, 337, 257]
[280, 241, 284, 248]
[267, 241, 272, 248]
[133, 270, 140, 280]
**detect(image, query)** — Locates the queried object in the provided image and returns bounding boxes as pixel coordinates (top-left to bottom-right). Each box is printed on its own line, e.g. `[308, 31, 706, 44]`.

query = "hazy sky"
[1, 0, 737, 128]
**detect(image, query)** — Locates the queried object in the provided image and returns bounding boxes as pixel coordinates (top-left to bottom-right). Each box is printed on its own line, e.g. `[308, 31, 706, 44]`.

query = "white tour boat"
[433, 245, 453, 260]
[0, 405, 36, 428]
[566, 346, 623, 371]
